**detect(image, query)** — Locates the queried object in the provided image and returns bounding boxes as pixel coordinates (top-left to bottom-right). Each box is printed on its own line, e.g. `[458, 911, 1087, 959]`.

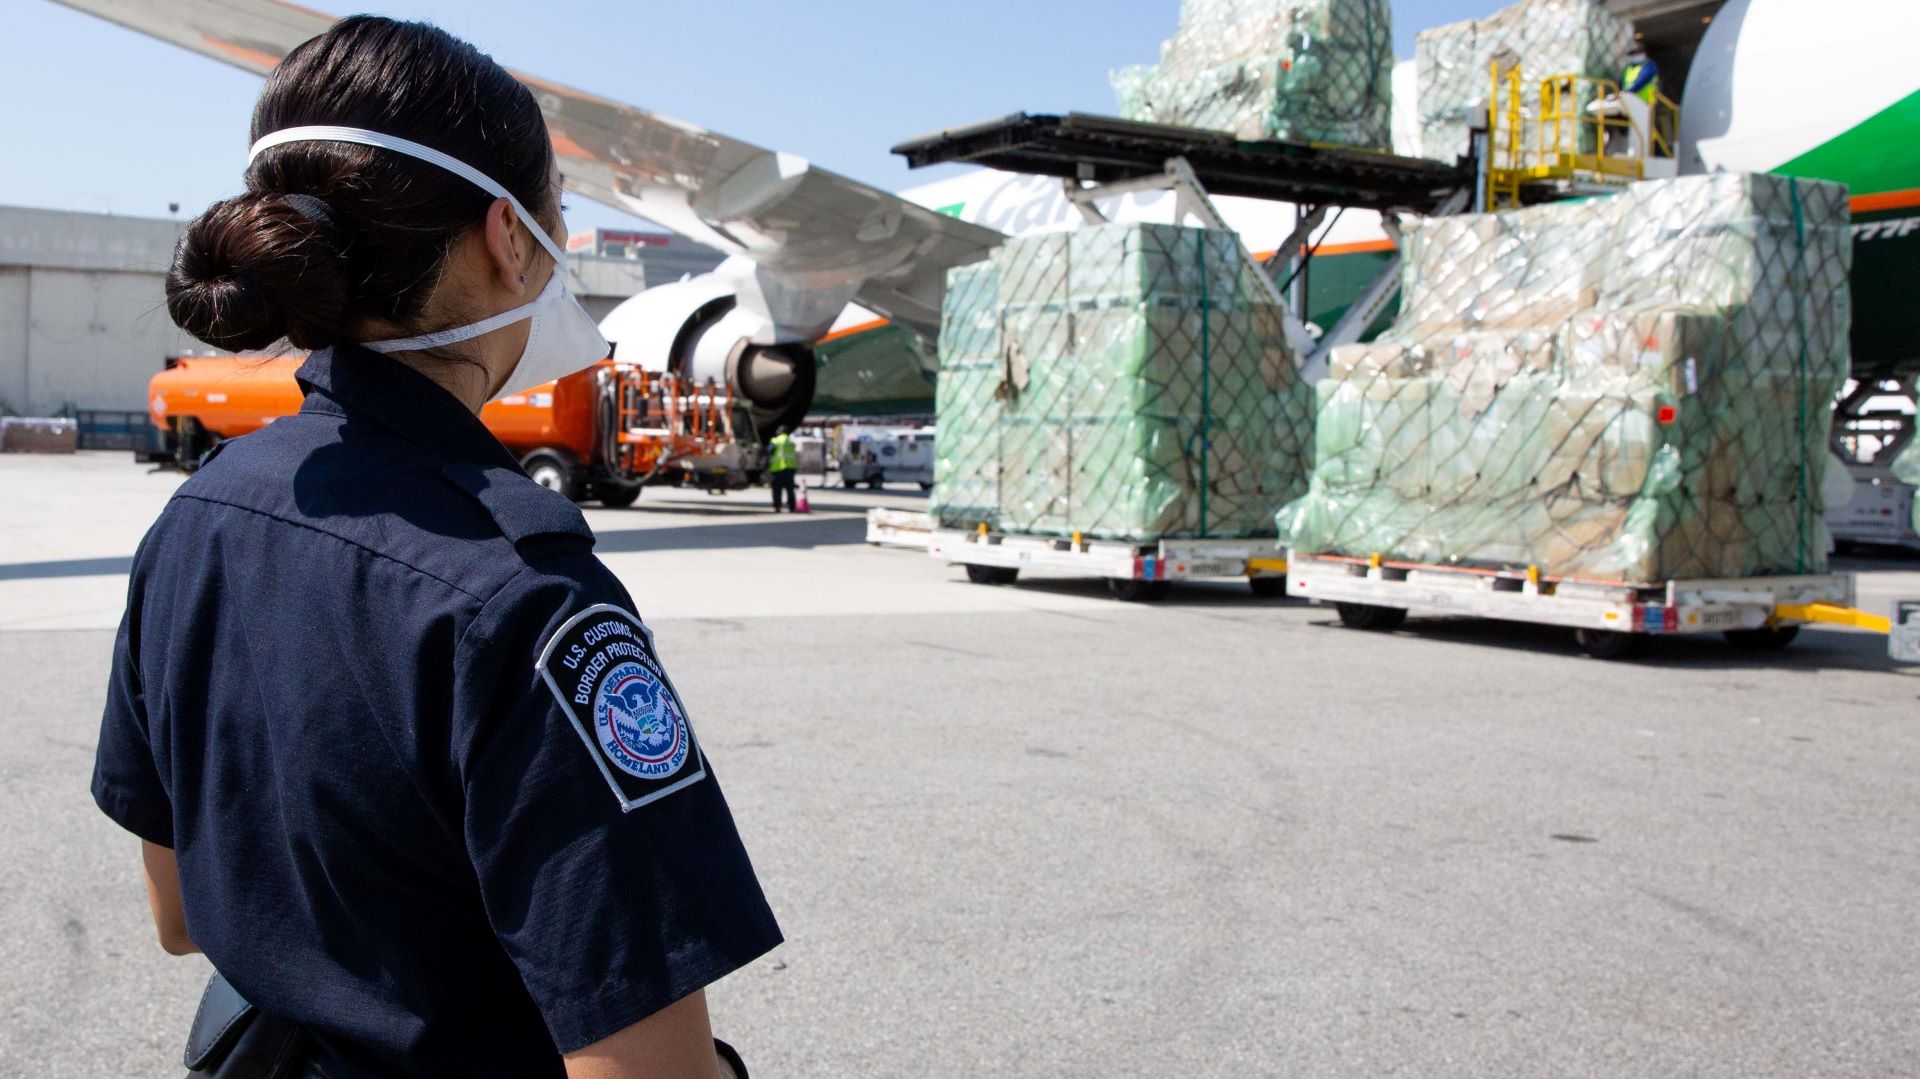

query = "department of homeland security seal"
[536, 604, 706, 811]
[595, 662, 689, 780]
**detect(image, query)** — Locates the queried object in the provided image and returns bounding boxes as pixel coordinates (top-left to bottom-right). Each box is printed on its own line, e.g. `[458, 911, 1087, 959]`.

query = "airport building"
[0, 204, 720, 416]
[567, 227, 726, 286]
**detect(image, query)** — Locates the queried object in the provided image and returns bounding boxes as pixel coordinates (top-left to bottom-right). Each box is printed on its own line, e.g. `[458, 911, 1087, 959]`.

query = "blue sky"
[1, 0, 1489, 233]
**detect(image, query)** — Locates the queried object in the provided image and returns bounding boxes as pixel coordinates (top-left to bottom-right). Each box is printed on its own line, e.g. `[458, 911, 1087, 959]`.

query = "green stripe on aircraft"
[1774, 88, 1920, 197]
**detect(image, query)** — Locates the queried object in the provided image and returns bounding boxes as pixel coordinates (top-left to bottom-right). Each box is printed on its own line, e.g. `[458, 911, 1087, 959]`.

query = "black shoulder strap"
[441, 461, 594, 547]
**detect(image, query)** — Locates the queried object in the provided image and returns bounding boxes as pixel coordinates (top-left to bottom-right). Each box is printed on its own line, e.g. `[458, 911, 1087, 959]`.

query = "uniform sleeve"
[452, 553, 782, 1053]
[91, 579, 174, 847]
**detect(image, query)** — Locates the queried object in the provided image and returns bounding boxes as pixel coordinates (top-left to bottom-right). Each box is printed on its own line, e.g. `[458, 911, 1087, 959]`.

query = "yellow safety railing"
[1486, 64, 1680, 209]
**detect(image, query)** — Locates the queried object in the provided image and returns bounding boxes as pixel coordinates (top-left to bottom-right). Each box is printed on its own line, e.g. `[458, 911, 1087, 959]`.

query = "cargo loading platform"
[890, 111, 1471, 214]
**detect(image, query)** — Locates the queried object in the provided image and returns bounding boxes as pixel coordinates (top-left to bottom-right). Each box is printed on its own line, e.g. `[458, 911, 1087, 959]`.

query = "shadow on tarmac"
[592, 513, 870, 553]
[596, 498, 898, 519]
[964, 575, 1300, 609]
[0, 556, 135, 581]
[0, 513, 873, 580]
[1305, 613, 1910, 674]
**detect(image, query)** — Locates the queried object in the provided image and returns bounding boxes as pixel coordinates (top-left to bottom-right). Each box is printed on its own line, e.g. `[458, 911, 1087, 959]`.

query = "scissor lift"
[1484, 66, 1682, 209]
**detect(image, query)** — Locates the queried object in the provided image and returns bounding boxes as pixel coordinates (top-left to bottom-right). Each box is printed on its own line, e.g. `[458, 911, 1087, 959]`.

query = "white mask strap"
[360, 266, 565, 354]
[247, 125, 568, 265]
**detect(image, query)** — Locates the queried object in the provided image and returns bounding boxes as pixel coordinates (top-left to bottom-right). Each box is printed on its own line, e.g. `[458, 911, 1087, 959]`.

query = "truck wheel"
[523, 452, 584, 502]
[173, 417, 210, 471]
[919, 482, 934, 491]
[867, 476, 885, 490]
[1723, 625, 1800, 652]
[965, 565, 1019, 586]
[594, 482, 642, 509]
[1575, 628, 1650, 660]
[1335, 602, 1407, 630]
[1249, 577, 1286, 598]
[1106, 578, 1171, 602]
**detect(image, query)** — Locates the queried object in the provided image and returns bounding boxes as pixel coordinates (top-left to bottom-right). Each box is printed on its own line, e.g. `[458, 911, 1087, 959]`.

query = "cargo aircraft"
[50, 0, 1920, 482]
[51, 0, 1004, 437]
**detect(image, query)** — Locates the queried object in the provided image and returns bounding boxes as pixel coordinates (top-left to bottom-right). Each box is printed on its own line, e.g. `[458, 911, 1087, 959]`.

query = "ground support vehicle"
[931, 526, 1288, 602]
[1284, 549, 1904, 660]
[838, 427, 935, 490]
[546, 364, 763, 501]
[1894, 601, 1920, 664]
[145, 357, 762, 505]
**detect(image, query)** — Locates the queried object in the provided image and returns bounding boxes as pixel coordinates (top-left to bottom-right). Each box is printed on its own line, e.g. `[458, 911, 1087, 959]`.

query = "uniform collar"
[296, 343, 521, 471]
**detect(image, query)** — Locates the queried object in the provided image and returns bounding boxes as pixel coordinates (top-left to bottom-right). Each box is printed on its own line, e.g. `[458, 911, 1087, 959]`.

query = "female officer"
[90, 16, 780, 1078]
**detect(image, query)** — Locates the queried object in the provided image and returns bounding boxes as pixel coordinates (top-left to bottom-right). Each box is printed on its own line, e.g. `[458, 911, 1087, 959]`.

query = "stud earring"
[518, 274, 526, 284]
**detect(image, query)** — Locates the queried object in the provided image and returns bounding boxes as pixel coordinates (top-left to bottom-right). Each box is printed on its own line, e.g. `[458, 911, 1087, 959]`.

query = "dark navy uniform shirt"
[92, 344, 781, 1077]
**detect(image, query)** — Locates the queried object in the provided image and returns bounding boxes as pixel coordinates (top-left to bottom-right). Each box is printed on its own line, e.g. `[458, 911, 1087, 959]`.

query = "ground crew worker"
[1613, 52, 1662, 159]
[767, 426, 799, 512]
[90, 17, 779, 1077]
[1622, 52, 1660, 104]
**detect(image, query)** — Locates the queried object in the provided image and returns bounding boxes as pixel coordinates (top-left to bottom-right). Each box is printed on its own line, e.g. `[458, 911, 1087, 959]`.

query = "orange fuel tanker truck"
[146, 355, 762, 506]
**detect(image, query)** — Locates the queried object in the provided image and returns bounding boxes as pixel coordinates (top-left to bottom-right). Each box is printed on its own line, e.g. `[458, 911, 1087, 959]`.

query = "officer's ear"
[477, 198, 541, 299]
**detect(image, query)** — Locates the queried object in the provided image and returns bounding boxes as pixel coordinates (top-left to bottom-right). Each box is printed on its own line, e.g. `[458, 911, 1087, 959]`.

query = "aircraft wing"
[51, 0, 1002, 337]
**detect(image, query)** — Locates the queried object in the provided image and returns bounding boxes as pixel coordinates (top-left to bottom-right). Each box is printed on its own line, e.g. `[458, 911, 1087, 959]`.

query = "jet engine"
[596, 273, 818, 436]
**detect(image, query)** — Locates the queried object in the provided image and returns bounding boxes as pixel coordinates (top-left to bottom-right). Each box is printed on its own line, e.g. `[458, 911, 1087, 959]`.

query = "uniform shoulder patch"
[535, 604, 706, 811]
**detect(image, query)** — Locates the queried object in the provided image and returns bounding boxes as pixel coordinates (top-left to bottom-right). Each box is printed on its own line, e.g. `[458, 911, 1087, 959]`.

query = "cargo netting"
[1413, 0, 1630, 162]
[1113, 0, 1393, 148]
[933, 223, 1316, 542]
[1279, 173, 1853, 583]
[1895, 441, 1920, 532]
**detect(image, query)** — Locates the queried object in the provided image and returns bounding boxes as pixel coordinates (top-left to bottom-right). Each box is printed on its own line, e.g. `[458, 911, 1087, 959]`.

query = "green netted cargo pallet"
[1279, 173, 1852, 583]
[933, 223, 1316, 542]
[1896, 442, 1920, 532]
[1414, 0, 1630, 162]
[1113, 0, 1393, 148]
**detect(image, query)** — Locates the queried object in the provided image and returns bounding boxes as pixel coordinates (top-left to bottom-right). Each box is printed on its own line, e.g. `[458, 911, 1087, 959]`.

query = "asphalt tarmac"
[4, 453, 1918, 1077]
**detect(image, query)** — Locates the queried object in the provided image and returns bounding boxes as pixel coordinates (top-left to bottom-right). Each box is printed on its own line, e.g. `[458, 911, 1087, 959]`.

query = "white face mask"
[247, 126, 611, 400]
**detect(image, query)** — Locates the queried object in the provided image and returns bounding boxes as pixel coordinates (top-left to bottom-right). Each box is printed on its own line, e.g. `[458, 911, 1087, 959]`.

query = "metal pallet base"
[932, 528, 1285, 582]
[1284, 550, 1856, 635]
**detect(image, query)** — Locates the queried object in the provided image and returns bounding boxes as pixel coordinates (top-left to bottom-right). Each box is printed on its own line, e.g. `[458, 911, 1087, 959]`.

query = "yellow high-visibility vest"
[1623, 61, 1658, 104]
[768, 433, 798, 472]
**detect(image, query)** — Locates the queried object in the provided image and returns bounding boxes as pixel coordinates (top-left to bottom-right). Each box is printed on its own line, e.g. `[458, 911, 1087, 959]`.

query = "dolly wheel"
[1249, 577, 1286, 599]
[1575, 628, 1651, 660]
[965, 564, 1019, 586]
[1106, 578, 1172, 603]
[1723, 625, 1800, 652]
[1335, 602, 1407, 630]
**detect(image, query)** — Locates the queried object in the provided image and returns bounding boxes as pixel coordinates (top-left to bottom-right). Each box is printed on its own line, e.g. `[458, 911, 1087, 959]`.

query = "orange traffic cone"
[795, 479, 811, 514]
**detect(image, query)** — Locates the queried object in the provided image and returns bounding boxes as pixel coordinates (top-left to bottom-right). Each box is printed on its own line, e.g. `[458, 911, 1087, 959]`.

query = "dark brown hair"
[166, 16, 555, 352]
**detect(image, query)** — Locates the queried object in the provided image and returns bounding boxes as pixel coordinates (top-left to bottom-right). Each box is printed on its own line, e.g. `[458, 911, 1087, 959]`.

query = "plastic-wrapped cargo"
[1414, 0, 1631, 162]
[1279, 173, 1852, 583]
[1895, 442, 1920, 532]
[1113, 0, 1393, 148]
[932, 222, 1316, 541]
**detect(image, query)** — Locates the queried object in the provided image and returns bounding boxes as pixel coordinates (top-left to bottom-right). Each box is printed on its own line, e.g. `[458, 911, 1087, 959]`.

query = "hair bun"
[166, 192, 350, 351]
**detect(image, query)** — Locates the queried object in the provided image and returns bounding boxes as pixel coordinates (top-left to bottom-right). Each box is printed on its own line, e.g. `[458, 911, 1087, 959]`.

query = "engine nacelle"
[596, 273, 818, 435]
